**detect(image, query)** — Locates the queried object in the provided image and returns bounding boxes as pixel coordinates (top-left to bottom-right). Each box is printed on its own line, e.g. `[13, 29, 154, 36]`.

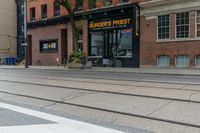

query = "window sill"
[157, 38, 200, 43]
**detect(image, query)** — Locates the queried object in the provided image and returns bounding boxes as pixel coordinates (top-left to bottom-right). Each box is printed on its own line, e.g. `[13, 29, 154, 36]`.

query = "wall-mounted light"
[121, 8, 124, 13]
[104, 11, 107, 15]
[146, 20, 150, 26]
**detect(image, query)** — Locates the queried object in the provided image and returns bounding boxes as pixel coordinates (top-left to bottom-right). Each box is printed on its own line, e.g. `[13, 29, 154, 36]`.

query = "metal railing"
[0, 57, 17, 66]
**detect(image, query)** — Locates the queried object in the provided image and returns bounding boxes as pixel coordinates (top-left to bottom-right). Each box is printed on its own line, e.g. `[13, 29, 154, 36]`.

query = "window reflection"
[116, 29, 132, 57]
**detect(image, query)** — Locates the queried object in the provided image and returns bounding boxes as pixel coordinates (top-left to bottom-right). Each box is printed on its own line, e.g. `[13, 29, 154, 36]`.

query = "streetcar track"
[1, 73, 200, 93]
[1, 69, 200, 85]
[0, 79, 200, 104]
[0, 89, 200, 129]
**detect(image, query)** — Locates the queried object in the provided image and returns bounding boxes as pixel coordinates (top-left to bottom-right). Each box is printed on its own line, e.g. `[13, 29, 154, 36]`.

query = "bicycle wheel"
[107, 60, 113, 67]
[115, 60, 122, 68]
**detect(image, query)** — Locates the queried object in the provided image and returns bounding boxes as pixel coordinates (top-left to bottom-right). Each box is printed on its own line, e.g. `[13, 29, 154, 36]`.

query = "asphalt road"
[0, 68, 200, 85]
[1, 68, 200, 133]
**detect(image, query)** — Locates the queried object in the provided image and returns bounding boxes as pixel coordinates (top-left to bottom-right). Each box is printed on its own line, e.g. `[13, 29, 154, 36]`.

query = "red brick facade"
[27, 0, 200, 67]
[140, 10, 200, 67]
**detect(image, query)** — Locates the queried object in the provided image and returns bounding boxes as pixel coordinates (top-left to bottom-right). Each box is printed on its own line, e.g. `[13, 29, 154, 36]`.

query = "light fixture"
[121, 8, 124, 13]
[104, 11, 107, 15]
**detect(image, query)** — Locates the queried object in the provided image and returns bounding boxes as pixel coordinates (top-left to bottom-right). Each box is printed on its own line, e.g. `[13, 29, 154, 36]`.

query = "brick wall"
[140, 11, 200, 67]
[28, 24, 67, 66]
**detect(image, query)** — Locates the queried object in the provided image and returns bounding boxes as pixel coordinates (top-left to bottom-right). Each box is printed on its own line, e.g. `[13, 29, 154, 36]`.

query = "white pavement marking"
[0, 102, 125, 133]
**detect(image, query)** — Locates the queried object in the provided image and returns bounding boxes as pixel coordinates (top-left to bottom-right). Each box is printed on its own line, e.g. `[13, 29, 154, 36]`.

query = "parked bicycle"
[107, 57, 122, 67]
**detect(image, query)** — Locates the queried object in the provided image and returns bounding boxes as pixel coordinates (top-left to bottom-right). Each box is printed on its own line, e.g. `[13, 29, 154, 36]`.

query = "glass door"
[104, 30, 117, 58]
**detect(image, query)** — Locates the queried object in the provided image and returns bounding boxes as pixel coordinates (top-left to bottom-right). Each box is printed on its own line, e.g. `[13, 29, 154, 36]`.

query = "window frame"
[39, 39, 58, 53]
[157, 55, 170, 67]
[175, 12, 190, 39]
[195, 55, 200, 67]
[54, 2, 60, 17]
[196, 10, 200, 38]
[30, 7, 36, 22]
[89, 0, 96, 9]
[175, 55, 190, 67]
[157, 14, 170, 40]
[41, 4, 48, 20]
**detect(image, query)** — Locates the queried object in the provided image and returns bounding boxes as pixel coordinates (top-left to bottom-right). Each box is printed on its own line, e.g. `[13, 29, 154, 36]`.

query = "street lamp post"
[24, 0, 28, 68]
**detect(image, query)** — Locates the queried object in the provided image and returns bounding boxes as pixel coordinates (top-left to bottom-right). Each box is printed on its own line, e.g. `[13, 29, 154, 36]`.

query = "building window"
[157, 55, 170, 67]
[30, 7, 35, 22]
[196, 55, 200, 67]
[158, 15, 169, 39]
[197, 10, 200, 37]
[40, 40, 58, 53]
[120, 0, 129, 3]
[103, 0, 112, 7]
[116, 29, 132, 57]
[54, 2, 60, 17]
[89, 0, 96, 9]
[76, 0, 83, 11]
[41, 4, 47, 19]
[176, 55, 190, 67]
[176, 12, 189, 38]
[90, 32, 104, 56]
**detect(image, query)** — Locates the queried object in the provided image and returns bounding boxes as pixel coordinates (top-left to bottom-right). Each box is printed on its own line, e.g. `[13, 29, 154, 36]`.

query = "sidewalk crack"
[189, 91, 199, 101]
[147, 100, 173, 117]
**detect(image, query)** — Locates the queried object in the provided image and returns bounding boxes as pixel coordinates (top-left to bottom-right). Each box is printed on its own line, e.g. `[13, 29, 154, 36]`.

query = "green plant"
[70, 51, 86, 63]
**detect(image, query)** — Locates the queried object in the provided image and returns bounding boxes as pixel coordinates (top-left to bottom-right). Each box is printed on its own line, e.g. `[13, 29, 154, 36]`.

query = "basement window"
[157, 55, 170, 67]
[196, 55, 200, 67]
[176, 55, 190, 67]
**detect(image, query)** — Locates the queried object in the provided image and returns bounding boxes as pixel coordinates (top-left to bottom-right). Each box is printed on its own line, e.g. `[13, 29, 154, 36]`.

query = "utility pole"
[24, 0, 28, 68]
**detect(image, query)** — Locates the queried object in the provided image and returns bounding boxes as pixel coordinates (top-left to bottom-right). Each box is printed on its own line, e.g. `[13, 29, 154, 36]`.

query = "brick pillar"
[190, 11, 196, 38]
[112, 0, 118, 5]
[83, 0, 89, 10]
[96, 0, 104, 8]
[170, 13, 175, 40]
[67, 22, 73, 58]
[83, 20, 88, 56]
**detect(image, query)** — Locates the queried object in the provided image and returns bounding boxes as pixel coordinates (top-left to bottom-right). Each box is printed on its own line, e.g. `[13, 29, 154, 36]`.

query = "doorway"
[61, 29, 68, 63]
[27, 35, 32, 65]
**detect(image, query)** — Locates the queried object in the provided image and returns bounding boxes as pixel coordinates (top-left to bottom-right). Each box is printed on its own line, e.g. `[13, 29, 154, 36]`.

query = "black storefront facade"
[88, 4, 140, 67]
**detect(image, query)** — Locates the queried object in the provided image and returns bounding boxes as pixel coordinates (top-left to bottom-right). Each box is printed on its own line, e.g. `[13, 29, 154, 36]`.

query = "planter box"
[68, 61, 92, 69]
[68, 62, 84, 69]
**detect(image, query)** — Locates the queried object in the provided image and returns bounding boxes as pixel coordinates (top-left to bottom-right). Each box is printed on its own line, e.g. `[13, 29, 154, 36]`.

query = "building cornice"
[140, 0, 200, 16]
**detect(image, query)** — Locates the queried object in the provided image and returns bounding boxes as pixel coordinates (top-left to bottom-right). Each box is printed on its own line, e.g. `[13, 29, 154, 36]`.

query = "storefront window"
[91, 32, 104, 56]
[116, 29, 132, 57]
[40, 39, 58, 53]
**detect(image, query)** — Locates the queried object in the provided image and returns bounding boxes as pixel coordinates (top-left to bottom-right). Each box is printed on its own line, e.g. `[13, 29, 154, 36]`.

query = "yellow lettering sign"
[90, 18, 131, 29]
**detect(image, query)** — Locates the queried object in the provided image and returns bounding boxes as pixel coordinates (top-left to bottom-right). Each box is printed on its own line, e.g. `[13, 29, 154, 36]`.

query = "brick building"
[0, 0, 17, 58]
[27, 0, 200, 68]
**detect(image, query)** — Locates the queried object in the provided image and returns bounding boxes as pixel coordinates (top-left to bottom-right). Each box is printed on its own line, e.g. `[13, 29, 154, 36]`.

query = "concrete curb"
[1, 66, 200, 76]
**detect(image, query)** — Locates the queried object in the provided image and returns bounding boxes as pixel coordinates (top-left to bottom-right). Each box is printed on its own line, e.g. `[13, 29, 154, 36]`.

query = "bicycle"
[107, 57, 122, 67]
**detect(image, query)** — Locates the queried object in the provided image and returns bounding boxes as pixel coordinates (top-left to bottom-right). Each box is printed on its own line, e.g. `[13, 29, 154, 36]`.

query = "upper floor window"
[197, 10, 200, 37]
[76, 0, 83, 11]
[41, 4, 47, 19]
[157, 15, 170, 39]
[120, 0, 129, 3]
[30, 7, 35, 22]
[103, 0, 112, 7]
[89, 0, 96, 9]
[54, 2, 60, 16]
[176, 12, 189, 38]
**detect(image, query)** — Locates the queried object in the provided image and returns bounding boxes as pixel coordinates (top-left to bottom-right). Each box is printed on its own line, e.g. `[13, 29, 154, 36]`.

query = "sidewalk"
[1, 65, 200, 76]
